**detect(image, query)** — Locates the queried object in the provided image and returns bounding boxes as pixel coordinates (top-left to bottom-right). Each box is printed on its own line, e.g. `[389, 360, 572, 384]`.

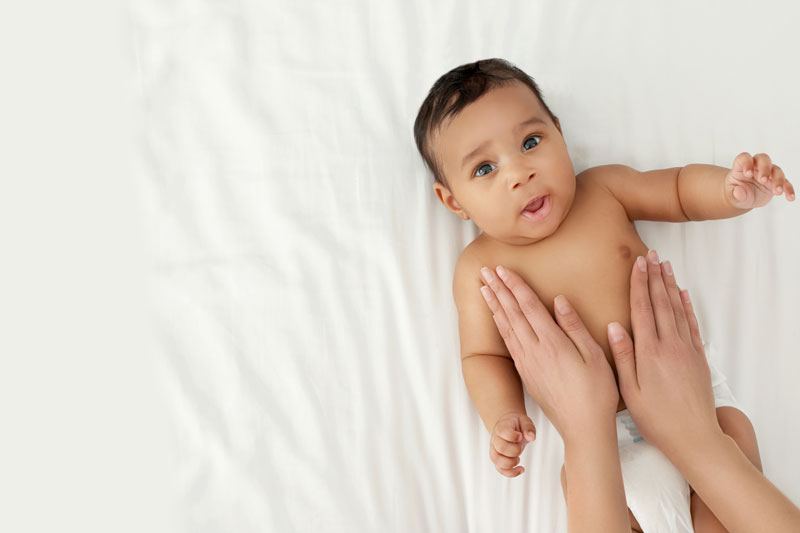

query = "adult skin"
[479, 250, 800, 533]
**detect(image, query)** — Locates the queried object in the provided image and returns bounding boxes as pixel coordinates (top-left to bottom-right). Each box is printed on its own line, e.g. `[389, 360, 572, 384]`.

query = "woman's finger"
[480, 283, 526, 361]
[660, 261, 692, 344]
[645, 250, 677, 339]
[679, 288, 705, 354]
[608, 321, 639, 396]
[482, 266, 544, 346]
[629, 256, 658, 344]
[494, 265, 562, 345]
[553, 295, 604, 364]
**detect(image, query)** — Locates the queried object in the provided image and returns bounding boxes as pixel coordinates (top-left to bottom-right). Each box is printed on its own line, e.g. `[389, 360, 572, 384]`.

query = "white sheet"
[132, 1, 800, 531]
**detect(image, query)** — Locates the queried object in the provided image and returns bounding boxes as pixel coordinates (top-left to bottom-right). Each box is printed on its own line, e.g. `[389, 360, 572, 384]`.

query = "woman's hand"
[479, 266, 618, 443]
[608, 250, 723, 457]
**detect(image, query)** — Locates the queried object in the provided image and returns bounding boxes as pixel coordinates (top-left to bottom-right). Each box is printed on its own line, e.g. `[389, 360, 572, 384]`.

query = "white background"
[0, 1, 174, 532]
[2, 1, 799, 532]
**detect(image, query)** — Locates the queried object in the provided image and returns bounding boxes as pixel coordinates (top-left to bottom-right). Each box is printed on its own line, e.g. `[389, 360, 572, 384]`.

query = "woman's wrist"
[563, 418, 631, 533]
[662, 425, 728, 472]
[668, 428, 800, 531]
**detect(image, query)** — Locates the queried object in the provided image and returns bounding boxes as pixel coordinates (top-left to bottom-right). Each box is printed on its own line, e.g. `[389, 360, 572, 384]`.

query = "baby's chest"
[522, 228, 643, 317]
[497, 192, 650, 354]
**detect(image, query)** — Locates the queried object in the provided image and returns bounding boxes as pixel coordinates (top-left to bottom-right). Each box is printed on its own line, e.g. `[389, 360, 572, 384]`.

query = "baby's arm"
[461, 354, 526, 434]
[582, 162, 755, 223]
[453, 250, 536, 477]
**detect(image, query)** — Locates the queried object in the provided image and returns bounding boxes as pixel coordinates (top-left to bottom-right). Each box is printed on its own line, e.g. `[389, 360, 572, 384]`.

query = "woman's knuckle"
[589, 344, 605, 360]
[561, 314, 582, 331]
[519, 298, 537, 315]
[497, 323, 511, 338]
[633, 297, 652, 313]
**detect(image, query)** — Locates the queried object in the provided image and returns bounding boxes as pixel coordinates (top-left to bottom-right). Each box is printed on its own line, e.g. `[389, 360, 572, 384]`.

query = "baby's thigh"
[715, 406, 762, 472]
[691, 489, 728, 533]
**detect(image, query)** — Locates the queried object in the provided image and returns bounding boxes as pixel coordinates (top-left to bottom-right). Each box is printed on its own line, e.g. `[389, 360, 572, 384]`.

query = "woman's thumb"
[522, 418, 536, 442]
[607, 322, 638, 394]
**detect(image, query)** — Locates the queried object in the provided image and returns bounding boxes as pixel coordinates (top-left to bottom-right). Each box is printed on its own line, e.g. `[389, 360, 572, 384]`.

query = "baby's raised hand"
[725, 152, 795, 209]
[489, 412, 536, 477]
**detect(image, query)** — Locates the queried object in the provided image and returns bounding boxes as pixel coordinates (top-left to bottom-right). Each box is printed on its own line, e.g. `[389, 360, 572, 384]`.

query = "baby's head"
[414, 58, 576, 246]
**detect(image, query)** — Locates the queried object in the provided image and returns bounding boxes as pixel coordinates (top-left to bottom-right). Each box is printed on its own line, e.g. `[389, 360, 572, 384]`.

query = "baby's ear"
[432, 183, 468, 219]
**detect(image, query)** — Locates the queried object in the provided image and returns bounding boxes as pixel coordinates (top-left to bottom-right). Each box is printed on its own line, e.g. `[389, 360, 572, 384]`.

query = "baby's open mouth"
[522, 196, 546, 214]
[520, 194, 552, 222]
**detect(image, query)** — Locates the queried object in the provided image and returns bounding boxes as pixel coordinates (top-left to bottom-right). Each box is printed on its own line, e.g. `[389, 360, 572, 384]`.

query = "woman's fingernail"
[608, 322, 625, 343]
[647, 249, 659, 264]
[636, 256, 647, 272]
[554, 295, 571, 314]
[480, 286, 491, 301]
[662, 260, 673, 275]
[681, 290, 691, 304]
[481, 267, 494, 283]
[496, 265, 508, 280]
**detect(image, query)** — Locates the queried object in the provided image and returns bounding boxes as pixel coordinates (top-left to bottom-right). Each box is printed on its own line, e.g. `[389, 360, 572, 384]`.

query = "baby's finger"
[772, 165, 795, 201]
[495, 422, 524, 443]
[733, 152, 754, 177]
[770, 165, 785, 195]
[490, 445, 521, 469]
[493, 435, 525, 458]
[496, 464, 525, 477]
[785, 178, 796, 201]
[754, 153, 773, 184]
[521, 417, 537, 442]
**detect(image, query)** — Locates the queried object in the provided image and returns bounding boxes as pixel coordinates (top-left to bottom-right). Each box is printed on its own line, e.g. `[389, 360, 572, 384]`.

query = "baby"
[413, 58, 795, 532]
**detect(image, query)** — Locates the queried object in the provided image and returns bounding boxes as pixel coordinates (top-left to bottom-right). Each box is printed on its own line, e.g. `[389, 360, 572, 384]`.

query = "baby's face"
[431, 81, 576, 246]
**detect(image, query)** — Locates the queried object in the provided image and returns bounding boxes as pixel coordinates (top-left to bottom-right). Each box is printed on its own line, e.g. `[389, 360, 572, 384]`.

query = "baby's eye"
[523, 135, 541, 151]
[475, 163, 495, 177]
[472, 136, 541, 178]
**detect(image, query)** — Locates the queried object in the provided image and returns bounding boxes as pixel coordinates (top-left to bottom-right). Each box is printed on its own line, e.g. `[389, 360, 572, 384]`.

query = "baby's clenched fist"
[489, 412, 536, 477]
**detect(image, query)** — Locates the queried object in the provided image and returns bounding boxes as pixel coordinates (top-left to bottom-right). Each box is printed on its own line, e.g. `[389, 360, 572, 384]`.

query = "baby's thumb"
[607, 322, 638, 394]
[522, 418, 536, 442]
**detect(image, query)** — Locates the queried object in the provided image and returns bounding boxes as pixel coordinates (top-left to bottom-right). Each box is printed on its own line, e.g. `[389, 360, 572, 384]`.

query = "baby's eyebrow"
[460, 115, 547, 170]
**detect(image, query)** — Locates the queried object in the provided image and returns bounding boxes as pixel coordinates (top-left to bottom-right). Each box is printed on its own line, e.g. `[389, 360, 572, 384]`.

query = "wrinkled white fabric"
[130, 0, 800, 530]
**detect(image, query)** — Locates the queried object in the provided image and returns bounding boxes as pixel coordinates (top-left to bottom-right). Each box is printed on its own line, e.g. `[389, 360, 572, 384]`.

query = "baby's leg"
[690, 406, 762, 532]
[560, 463, 643, 532]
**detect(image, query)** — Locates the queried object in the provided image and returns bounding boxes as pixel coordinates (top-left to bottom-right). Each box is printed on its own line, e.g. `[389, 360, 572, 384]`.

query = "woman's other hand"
[609, 250, 722, 457]
[479, 265, 618, 443]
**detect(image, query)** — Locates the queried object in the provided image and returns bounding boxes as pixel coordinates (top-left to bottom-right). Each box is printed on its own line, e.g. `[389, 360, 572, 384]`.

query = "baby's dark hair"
[413, 58, 559, 190]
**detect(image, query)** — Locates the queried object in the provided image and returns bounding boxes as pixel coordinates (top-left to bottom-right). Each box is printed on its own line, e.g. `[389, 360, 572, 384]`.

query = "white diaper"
[616, 342, 746, 532]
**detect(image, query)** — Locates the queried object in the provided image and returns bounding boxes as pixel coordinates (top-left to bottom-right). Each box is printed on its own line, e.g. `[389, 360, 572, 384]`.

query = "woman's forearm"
[668, 430, 800, 532]
[563, 420, 630, 533]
